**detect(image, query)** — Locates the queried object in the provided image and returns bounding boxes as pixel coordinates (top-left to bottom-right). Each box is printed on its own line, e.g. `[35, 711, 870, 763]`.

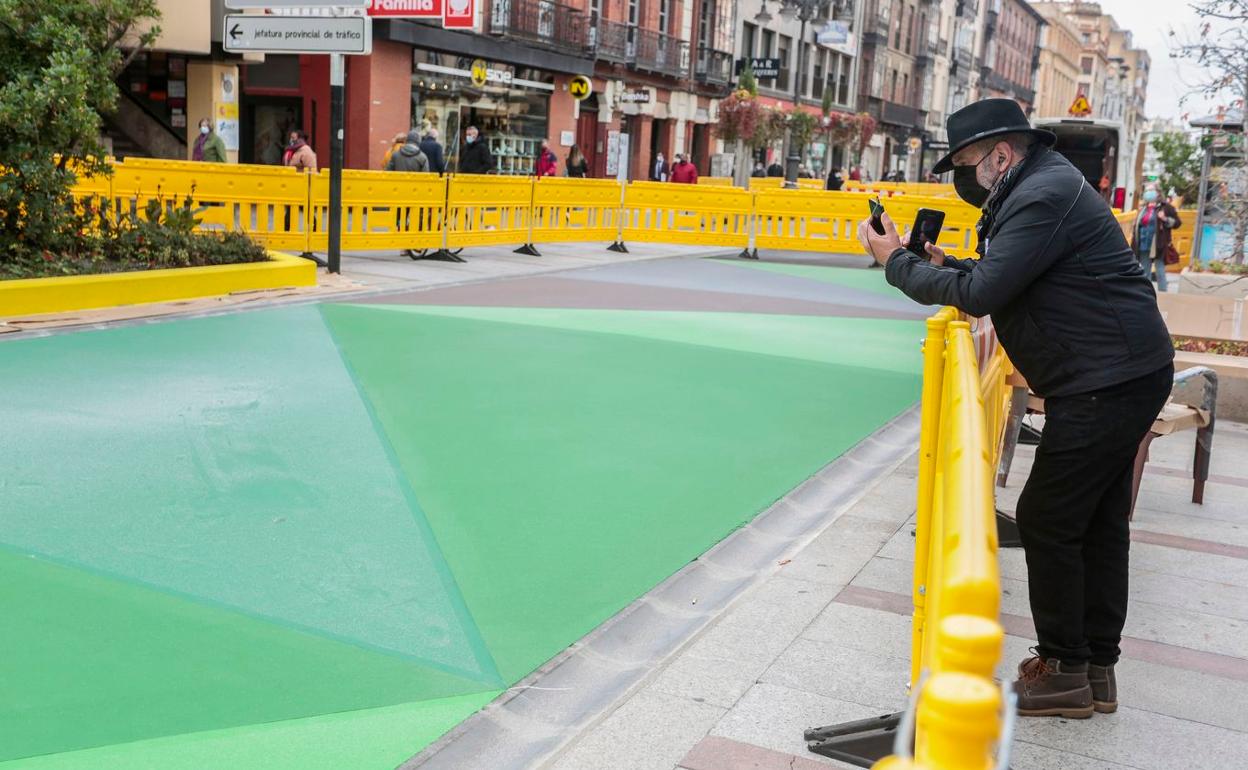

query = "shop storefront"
[410, 50, 555, 176]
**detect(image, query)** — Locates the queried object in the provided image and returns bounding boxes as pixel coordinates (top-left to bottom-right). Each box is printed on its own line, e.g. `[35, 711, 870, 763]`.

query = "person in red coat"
[669, 153, 698, 184]
[535, 140, 558, 177]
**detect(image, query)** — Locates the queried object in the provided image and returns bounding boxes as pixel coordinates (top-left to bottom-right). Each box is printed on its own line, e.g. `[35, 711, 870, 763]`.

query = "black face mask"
[952, 151, 999, 208]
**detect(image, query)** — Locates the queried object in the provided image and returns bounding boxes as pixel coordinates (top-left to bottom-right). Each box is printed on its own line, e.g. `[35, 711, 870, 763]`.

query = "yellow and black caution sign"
[569, 75, 593, 101]
[1068, 94, 1091, 117]
[470, 59, 488, 88]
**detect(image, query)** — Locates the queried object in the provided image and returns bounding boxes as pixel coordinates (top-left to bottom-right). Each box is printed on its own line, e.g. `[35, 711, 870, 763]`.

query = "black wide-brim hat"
[932, 98, 1056, 174]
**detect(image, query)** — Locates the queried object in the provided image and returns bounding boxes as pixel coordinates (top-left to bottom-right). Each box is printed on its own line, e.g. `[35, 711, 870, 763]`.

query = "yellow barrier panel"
[620, 181, 751, 248]
[111, 159, 311, 252]
[444, 174, 534, 249]
[530, 177, 624, 244]
[696, 176, 736, 186]
[845, 182, 957, 198]
[748, 176, 784, 191]
[307, 169, 446, 252]
[753, 191, 981, 258]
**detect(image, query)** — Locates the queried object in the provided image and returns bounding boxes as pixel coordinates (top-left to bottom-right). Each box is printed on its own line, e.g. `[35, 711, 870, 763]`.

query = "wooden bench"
[996, 367, 1218, 518]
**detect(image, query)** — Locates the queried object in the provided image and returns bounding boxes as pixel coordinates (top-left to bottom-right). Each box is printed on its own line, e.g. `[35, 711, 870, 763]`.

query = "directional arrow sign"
[222, 15, 372, 55]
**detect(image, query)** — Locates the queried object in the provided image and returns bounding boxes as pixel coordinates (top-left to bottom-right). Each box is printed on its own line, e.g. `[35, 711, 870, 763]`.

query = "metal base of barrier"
[416, 249, 466, 263]
[804, 711, 905, 768]
[1019, 422, 1042, 446]
[606, 241, 629, 253]
[738, 248, 759, 260]
[996, 509, 1024, 548]
[514, 243, 542, 257]
[299, 252, 329, 268]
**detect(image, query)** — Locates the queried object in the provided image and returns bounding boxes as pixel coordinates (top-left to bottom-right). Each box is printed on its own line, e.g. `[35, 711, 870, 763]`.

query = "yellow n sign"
[569, 75, 593, 101]
[470, 59, 488, 87]
[1069, 95, 1091, 117]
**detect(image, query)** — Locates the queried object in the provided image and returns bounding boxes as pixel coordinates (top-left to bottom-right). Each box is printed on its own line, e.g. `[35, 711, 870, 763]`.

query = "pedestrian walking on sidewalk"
[670, 154, 698, 184]
[192, 119, 226, 163]
[385, 130, 430, 173]
[566, 145, 589, 178]
[382, 132, 406, 169]
[857, 98, 1174, 720]
[420, 128, 446, 175]
[458, 126, 495, 174]
[1131, 185, 1180, 293]
[284, 130, 317, 173]
[535, 140, 558, 178]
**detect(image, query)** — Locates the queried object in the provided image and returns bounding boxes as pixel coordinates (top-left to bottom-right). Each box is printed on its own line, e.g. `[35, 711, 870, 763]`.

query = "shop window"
[742, 22, 756, 58]
[118, 51, 190, 141]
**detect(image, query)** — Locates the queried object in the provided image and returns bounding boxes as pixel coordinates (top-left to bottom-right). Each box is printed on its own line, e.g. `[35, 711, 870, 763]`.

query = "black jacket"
[885, 147, 1173, 398]
[459, 139, 494, 174]
[419, 136, 445, 174]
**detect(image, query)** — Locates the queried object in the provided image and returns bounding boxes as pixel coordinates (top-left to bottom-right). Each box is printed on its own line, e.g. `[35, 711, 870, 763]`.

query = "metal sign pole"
[328, 53, 345, 274]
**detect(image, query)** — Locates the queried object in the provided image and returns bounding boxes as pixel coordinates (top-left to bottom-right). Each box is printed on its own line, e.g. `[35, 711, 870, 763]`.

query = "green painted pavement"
[322, 303, 921, 683]
[355, 305, 925, 376]
[720, 259, 902, 298]
[0, 547, 495, 764]
[0, 692, 499, 770]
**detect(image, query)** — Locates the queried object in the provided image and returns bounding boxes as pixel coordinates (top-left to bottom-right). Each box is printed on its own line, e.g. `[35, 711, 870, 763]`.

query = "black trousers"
[1016, 363, 1173, 666]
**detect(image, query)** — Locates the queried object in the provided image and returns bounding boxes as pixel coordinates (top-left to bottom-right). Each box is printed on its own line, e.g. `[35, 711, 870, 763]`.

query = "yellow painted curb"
[0, 251, 316, 318]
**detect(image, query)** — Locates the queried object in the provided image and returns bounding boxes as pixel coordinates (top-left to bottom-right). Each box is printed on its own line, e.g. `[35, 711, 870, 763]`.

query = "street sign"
[368, 0, 441, 15]
[908, 137, 922, 152]
[617, 89, 650, 104]
[735, 57, 780, 79]
[223, 15, 372, 55]
[1069, 94, 1092, 117]
[443, 0, 475, 28]
[569, 75, 592, 101]
[226, 0, 365, 7]
[470, 58, 488, 87]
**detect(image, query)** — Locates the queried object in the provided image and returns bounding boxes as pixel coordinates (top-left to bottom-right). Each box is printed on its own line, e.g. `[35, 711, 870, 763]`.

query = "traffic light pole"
[328, 53, 345, 275]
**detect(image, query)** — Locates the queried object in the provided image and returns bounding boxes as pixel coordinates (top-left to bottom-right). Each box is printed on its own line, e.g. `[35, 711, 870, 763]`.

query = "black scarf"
[975, 145, 1047, 256]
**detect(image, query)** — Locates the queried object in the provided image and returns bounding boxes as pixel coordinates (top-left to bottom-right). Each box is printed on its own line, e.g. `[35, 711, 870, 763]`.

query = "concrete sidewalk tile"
[801, 601, 911, 660]
[761, 638, 910, 712]
[779, 515, 902, 587]
[1014, 703, 1248, 770]
[1128, 569, 1248, 622]
[1008, 740, 1143, 770]
[678, 735, 835, 770]
[646, 652, 763, 709]
[1128, 509, 1248, 547]
[547, 690, 725, 770]
[847, 555, 923, 599]
[713, 576, 840, 642]
[709, 682, 881, 763]
[1128, 541, 1248, 588]
[1123, 598, 1248, 659]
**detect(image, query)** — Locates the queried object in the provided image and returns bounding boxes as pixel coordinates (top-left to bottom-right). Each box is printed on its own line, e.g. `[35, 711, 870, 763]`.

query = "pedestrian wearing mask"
[536, 140, 558, 177]
[284, 130, 317, 173]
[385, 130, 430, 173]
[1131, 186, 1181, 292]
[458, 126, 495, 174]
[420, 128, 446, 175]
[858, 99, 1173, 720]
[651, 153, 669, 181]
[826, 166, 845, 191]
[566, 145, 589, 178]
[193, 119, 226, 163]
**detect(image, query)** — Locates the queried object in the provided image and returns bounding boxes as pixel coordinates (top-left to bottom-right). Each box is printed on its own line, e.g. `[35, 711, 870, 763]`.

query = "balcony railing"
[592, 18, 632, 64]
[490, 0, 589, 55]
[633, 28, 689, 78]
[882, 100, 924, 128]
[695, 46, 732, 86]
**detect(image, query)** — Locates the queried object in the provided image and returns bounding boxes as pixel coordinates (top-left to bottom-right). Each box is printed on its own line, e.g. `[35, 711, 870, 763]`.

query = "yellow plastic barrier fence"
[696, 176, 735, 186]
[444, 173, 534, 249]
[845, 182, 958, 198]
[754, 191, 981, 259]
[529, 177, 624, 244]
[748, 176, 784, 191]
[307, 170, 446, 253]
[111, 158, 312, 252]
[620, 181, 752, 249]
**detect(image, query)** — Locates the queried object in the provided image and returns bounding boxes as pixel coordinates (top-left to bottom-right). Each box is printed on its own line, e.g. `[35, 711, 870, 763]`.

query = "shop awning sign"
[735, 57, 780, 79]
[367, 0, 441, 16]
[617, 89, 651, 104]
[469, 58, 513, 87]
[569, 75, 593, 101]
[443, 0, 475, 28]
[223, 15, 372, 55]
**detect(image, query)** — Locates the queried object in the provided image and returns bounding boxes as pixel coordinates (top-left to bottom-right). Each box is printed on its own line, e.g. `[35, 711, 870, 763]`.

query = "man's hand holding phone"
[858, 208, 902, 266]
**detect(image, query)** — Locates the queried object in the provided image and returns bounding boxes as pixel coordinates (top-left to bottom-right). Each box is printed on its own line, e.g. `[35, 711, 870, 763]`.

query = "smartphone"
[906, 208, 945, 256]
[868, 197, 886, 235]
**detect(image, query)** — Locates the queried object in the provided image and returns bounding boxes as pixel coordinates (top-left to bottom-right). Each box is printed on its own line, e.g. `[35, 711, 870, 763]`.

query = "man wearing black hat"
[858, 99, 1174, 719]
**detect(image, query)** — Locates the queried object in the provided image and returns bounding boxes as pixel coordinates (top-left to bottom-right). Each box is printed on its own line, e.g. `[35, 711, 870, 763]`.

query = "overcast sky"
[1091, 0, 1228, 123]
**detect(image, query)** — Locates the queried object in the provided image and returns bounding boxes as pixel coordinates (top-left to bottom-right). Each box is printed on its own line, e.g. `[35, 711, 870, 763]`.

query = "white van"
[1033, 118, 1136, 211]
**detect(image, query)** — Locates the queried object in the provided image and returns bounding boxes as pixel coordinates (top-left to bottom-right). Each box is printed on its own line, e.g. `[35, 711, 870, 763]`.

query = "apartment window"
[659, 0, 670, 34]
[894, 2, 904, 48]
[837, 53, 850, 103]
[627, 0, 638, 55]
[1080, 56, 1092, 75]
[699, 0, 714, 49]
[813, 50, 825, 100]
[742, 22, 756, 59]
[778, 35, 791, 91]
[904, 4, 914, 53]
[890, 69, 899, 102]
[902, 72, 910, 103]
[800, 43, 813, 96]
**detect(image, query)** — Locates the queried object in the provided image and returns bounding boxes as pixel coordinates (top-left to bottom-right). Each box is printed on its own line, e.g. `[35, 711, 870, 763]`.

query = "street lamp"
[760, 0, 833, 187]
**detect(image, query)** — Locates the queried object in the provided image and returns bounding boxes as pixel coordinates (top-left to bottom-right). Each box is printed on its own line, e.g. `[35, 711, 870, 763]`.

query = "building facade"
[976, 0, 1044, 114]
[1031, 3, 1082, 118]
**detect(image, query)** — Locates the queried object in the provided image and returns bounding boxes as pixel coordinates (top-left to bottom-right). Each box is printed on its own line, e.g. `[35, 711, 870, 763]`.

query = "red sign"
[368, 0, 442, 17]
[442, 0, 475, 28]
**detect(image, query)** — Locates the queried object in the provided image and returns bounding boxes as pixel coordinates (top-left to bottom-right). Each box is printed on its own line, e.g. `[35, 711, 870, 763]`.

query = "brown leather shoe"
[1089, 663, 1117, 713]
[1012, 656, 1094, 718]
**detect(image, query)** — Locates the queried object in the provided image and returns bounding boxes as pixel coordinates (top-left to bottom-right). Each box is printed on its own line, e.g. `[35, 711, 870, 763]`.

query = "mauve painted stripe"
[678, 735, 833, 770]
[833, 585, 1248, 682]
[1131, 529, 1248, 561]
